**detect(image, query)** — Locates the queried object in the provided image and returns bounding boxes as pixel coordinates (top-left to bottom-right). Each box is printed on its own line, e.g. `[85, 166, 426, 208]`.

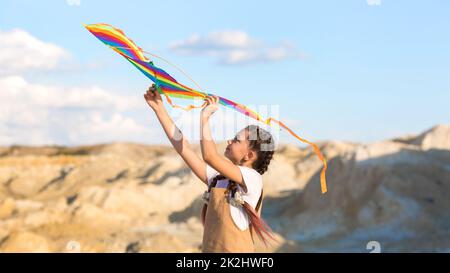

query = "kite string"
[147, 52, 208, 111]
[112, 45, 208, 110]
[111, 45, 206, 97]
[143, 50, 207, 98]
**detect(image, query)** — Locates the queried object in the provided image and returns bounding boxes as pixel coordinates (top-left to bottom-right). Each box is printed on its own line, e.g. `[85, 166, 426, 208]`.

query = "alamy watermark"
[66, 0, 81, 6]
[366, 0, 381, 6]
[169, 102, 281, 152]
[65, 240, 81, 253]
[366, 241, 381, 253]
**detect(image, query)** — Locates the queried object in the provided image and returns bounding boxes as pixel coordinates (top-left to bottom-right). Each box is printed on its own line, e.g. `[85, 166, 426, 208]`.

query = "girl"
[144, 84, 276, 253]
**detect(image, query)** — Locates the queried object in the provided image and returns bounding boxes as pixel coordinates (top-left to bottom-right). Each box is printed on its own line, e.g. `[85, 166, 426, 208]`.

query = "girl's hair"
[244, 125, 275, 174]
[201, 125, 277, 246]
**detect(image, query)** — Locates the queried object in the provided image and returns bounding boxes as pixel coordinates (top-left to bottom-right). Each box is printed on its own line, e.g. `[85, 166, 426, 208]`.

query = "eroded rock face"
[0, 125, 449, 252]
[1, 231, 52, 253]
[411, 125, 450, 150]
[270, 125, 450, 252]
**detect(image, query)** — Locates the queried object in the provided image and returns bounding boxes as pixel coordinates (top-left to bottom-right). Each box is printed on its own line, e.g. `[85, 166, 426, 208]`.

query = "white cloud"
[0, 75, 141, 112]
[66, 112, 151, 145]
[0, 29, 70, 75]
[170, 30, 260, 53]
[170, 30, 307, 65]
[0, 75, 153, 146]
[0, 28, 165, 146]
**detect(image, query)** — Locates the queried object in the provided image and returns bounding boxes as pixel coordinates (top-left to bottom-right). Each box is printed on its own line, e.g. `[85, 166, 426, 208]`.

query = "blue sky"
[0, 0, 449, 146]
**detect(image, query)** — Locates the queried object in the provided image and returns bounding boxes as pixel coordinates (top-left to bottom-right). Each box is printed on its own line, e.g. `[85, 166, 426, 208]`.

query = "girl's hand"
[144, 84, 164, 112]
[201, 95, 219, 120]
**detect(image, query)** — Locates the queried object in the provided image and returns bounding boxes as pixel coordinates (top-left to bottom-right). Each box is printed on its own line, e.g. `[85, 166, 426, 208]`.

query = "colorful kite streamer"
[84, 23, 328, 193]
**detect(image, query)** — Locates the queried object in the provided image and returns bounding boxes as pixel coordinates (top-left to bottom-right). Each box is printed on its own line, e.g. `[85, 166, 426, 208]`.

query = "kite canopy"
[84, 23, 328, 193]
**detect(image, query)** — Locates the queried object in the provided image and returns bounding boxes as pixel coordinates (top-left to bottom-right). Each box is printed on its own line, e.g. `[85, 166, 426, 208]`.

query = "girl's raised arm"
[200, 96, 247, 191]
[144, 85, 207, 185]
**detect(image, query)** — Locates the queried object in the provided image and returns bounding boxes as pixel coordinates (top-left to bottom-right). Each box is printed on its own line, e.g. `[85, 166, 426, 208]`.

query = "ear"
[244, 149, 256, 162]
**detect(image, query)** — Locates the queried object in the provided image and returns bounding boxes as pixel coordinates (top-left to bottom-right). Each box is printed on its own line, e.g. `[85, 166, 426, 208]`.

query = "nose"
[227, 139, 232, 145]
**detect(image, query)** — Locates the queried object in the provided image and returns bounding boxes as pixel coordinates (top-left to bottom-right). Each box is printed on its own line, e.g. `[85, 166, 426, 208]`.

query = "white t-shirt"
[205, 164, 263, 231]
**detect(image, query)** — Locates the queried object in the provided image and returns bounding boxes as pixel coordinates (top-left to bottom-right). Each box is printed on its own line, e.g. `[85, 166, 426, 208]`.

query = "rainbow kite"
[84, 23, 328, 193]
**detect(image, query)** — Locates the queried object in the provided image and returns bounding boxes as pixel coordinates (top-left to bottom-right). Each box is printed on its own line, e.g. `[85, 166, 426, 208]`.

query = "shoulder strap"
[255, 189, 263, 217]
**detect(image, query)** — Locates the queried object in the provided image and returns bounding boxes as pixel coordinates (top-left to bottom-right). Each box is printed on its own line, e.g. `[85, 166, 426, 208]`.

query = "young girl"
[144, 84, 276, 253]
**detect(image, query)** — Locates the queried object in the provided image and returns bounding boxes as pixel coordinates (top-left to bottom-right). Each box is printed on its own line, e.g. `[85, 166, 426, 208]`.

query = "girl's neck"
[238, 160, 254, 169]
[229, 157, 254, 169]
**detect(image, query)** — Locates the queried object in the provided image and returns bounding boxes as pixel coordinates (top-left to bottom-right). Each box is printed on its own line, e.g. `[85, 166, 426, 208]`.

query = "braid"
[255, 150, 274, 175]
[245, 125, 275, 175]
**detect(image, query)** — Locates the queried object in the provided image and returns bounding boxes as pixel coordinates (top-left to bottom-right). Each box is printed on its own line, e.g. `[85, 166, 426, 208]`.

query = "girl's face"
[224, 129, 254, 165]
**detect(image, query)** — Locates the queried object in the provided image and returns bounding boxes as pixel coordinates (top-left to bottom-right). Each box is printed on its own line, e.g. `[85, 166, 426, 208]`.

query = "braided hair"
[245, 125, 275, 174]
